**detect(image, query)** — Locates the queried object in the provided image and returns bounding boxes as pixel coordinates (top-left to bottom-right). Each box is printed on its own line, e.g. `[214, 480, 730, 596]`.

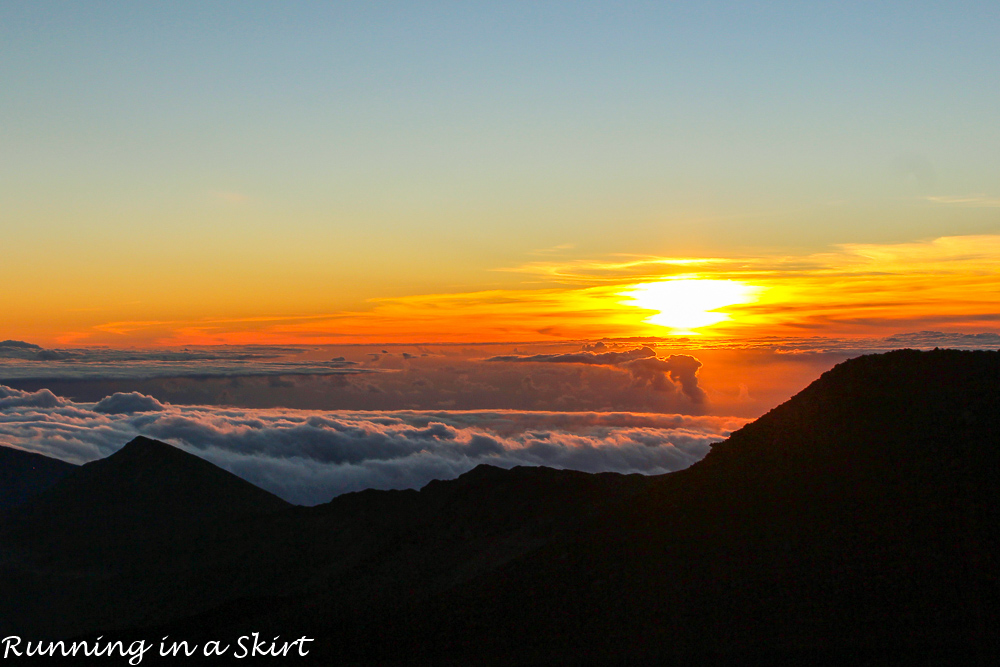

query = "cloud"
[0, 344, 372, 381]
[28, 233, 1000, 348]
[93, 392, 166, 414]
[487, 346, 656, 365]
[0, 340, 56, 361]
[0, 386, 65, 410]
[487, 346, 706, 403]
[0, 385, 747, 506]
[623, 355, 706, 404]
[0, 343, 717, 414]
[0, 340, 42, 351]
[924, 195, 1000, 208]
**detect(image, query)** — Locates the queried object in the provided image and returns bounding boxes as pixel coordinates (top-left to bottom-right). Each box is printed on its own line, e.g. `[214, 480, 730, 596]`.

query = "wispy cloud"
[38, 234, 1000, 346]
[497, 255, 728, 285]
[924, 195, 1000, 208]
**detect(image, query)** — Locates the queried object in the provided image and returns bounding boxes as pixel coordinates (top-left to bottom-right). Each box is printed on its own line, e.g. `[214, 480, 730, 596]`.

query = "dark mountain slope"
[0, 444, 77, 509]
[312, 349, 1000, 664]
[8, 436, 289, 563]
[0, 436, 291, 637]
[2, 350, 998, 665]
[0, 440, 651, 640]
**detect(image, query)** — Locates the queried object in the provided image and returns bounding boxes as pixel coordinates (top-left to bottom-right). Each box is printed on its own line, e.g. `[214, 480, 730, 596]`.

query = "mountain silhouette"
[9, 435, 288, 561]
[294, 348, 999, 665]
[0, 445, 77, 509]
[0, 350, 997, 664]
[0, 436, 289, 637]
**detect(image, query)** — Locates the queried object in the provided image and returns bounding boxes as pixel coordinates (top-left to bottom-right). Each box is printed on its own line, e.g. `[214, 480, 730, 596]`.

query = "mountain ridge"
[0, 444, 77, 509]
[1, 349, 997, 664]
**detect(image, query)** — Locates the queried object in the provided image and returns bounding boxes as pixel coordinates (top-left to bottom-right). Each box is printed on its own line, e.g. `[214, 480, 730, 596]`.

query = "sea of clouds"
[0, 384, 748, 505]
[3, 331, 995, 504]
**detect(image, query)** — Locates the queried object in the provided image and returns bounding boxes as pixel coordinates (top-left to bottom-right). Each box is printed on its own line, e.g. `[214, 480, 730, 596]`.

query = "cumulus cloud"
[623, 354, 706, 403]
[0, 340, 57, 361]
[0, 345, 717, 415]
[0, 341, 41, 350]
[93, 392, 166, 414]
[0, 385, 747, 506]
[488, 346, 706, 403]
[0, 386, 65, 410]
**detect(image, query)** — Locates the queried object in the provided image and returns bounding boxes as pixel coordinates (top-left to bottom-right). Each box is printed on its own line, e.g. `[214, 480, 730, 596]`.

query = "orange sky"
[5, 4, 1000, 352]
[9, 233, 997, 348]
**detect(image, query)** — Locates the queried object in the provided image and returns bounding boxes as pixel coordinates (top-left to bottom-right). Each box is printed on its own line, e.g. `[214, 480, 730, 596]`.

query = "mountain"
[0, 436, 290, 637]
[1, 350, 998, 664]
[0, 445, 77, 509]
[280, 348, 997, 665]
[295, 348, 1000, 664]
[8, 436, 289, 562]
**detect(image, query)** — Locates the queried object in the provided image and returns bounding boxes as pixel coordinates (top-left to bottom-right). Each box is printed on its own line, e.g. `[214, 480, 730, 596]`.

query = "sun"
[620, 277, 760, 334]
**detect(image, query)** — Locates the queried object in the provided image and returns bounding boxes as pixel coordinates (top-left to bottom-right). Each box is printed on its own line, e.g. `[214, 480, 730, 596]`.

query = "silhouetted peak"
[11, 437, 289, 546]
[114, 434, 175, 454]
[423, 464, 588, 495]
[110, 435, 189, 464]
[699, 348, 1000, 482]
[452, 463, 509, 482]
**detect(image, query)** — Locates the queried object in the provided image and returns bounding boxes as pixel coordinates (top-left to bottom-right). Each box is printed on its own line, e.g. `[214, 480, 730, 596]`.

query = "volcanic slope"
[0, 445, 77, 509]
[1, 350, 998, 665]
[307, 349, 1000, 664]
[0, 436, 290, 637]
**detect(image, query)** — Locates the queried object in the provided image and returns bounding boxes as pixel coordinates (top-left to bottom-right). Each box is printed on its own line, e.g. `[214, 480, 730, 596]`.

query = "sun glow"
[620, 277, 761, 334]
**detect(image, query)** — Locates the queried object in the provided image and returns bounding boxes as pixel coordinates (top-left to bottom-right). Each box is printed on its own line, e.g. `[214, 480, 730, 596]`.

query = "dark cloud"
[34, 349, 69, 361]
[5, 334, 994, 420]
[0, 384, 745, 506]
[487, 346, 656, 365]
[668, 331, 1000, 353]
[0, 352, 374, 381]
[2, 349, 710, 414]
[0, 340, 48, 360]
[881, 331, 1000, 347]
[487, 347, 706, 405]
[623, 354, 707, 404]
[0, 340, 41, 350]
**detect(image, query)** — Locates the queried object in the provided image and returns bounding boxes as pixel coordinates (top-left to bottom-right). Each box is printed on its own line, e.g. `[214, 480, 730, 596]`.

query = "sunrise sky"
[4, 1, 999, 347]
[3, 2, 1000, 502]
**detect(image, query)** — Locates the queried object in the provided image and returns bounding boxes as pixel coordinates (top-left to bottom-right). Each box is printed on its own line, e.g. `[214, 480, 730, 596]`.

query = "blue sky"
[2, 1, 999, 345]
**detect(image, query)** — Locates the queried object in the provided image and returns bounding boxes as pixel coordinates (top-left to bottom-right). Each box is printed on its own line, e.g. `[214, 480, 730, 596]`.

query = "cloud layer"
[0, 385, 746, 506]
[489, 346, 707, 403]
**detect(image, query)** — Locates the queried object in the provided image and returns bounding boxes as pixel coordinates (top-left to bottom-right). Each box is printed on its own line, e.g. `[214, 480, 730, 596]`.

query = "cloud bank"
[487, 346, 656, 365]
[488, 346, 706, 403]
[0, 385, 746, 506]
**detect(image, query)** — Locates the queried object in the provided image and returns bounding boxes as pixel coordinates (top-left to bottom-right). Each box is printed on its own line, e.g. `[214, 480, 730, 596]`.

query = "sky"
[2, 1, 999, 346]
[2, 3, 999, 500]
